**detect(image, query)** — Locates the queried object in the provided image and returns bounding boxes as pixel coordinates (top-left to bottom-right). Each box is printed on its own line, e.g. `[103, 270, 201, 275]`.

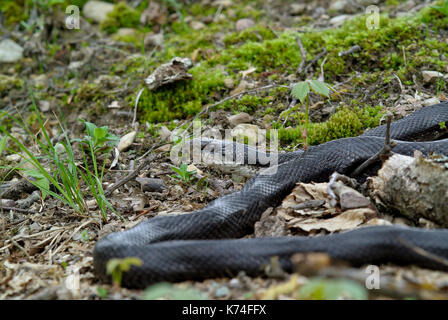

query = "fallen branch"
[296, 35, 307, 74]
[104, 154, 159, 196]
[352, 113, 396, 177]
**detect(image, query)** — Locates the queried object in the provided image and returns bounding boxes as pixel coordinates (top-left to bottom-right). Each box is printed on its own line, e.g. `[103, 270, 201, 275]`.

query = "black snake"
[94, 102, 448, 288]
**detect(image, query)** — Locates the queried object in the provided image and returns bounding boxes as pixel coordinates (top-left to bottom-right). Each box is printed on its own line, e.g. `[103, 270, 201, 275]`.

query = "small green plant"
[281, 80, 335, 149]
[436, 77, 446, 97]
[141, 282, 204, 300]
[72, 120, 120, 221]
[440, 121, 446, 130]
[170, 163, 196, 184]
[431, 0, 448, 16]
[97, 287, 108, 299]
[0, 91, 120, 221]
[297, 277, 368, 300]
[80, 230, 90, 242]
[0, 95, 87, 213]
[106, 257, 143, 289]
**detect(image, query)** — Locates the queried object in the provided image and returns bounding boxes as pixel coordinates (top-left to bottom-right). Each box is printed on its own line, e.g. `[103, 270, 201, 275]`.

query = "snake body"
[94, 102, 448, 288]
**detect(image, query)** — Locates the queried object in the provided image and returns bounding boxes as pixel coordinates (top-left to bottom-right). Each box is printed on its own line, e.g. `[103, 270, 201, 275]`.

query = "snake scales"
[94, 102, 448, 288]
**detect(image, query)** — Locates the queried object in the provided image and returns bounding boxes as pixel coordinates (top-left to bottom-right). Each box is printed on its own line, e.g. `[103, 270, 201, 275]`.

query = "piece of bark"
[368, 153, 448, 227]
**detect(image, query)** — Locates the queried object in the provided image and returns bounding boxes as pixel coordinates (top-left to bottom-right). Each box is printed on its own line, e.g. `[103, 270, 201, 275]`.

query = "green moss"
[112, 33, 145, 47]
[221, 94, 273, 114]
[0, 75, 24, 92]
[277, 106, 383, 146]
[101, 2, 141, 34]
[223, 25, 277, 46]
[0, 0, 27, 26]
[116, 2, 447, 135]
[137, 65, 226, 122]
[217, 32, 302, 73]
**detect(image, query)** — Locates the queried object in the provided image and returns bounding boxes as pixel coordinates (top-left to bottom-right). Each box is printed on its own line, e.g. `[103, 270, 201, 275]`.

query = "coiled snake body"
[94, 102, 448, 288]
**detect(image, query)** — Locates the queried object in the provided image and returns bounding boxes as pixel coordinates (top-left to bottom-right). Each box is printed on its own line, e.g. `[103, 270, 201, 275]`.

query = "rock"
[214, 286, 230, 298]
[144, 33, 164, 48]
[329, 14, 352, 26]
[108, 101, 121, 109]
[329, 0, 348, 11]
[190, 20, 206, 30]
[422, 70, 444, 83]
[228, 112, 253, 127]
[158, 126, 171, 141]
[356, 0, 379, 5]
[5, 154, 21, 162]
[290, 3, 306, 15]
[135, 177, 167, 192]
[187, 164, 202, 175]
[32, 74, 47, 87]
[422, 97, 440, 106]
[312, 7, 326, 19]
[95, 75, 121, 88]
[1, 199, 15, 207]
[155, 144, 171, 153]
[235, 18, 254, 32]
[223, 77, 235, 89]
[115, 28, 137, 37]
[140, 1, 167, 26]
[117, 131, 137, 152]
[0, 39, 23, 63]
[230, 80, 251, 96]
[82, 1, 115, 23]
[331, 181, 371, 210]
[39, 100, 50, 112]
[228, 278, 242, 289]
[231, 124, 266, 145]
[68, 61, 85, 70]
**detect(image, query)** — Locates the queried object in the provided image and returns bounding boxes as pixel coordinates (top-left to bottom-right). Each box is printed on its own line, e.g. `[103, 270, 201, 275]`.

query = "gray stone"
[422, 97, 440, 106]
[228, 112, 253, 126]
[422, 70, 444, 83]
[0, 39, 23, 63]
[144, 33, 164, 48]
[115, 28, 137, 37]
[39, 100, 51, 112]
[82, 1, 115, 23]
[190, 20, 206, 30]
[214, 286, 230, 298]
[329, 14, 352, 26]
[290, 3, 306, 15]
[158, 126, 171, 141]
[329, 0, 348, 11]
[235, 18, 254, 32]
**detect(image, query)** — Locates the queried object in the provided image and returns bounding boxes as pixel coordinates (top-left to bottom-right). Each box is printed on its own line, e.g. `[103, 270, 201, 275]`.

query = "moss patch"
[276, 105, 384, 147]
[101, 2, 141, 34]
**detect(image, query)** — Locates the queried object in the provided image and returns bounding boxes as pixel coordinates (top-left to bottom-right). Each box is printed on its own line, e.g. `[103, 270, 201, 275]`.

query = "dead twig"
[296, 35, 307, 74]
[0, 206, 38, 214]
[302, 48, 327, 75]
[10, 238, 31, 260]
[338, 45, 361, 57]
[132, 88, 145, 128]
[104, 154, 159, 197]
[352, 113, 396, 177]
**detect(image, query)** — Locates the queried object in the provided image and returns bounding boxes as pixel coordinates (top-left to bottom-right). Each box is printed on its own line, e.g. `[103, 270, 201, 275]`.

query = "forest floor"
[1, 0, 448, 300]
